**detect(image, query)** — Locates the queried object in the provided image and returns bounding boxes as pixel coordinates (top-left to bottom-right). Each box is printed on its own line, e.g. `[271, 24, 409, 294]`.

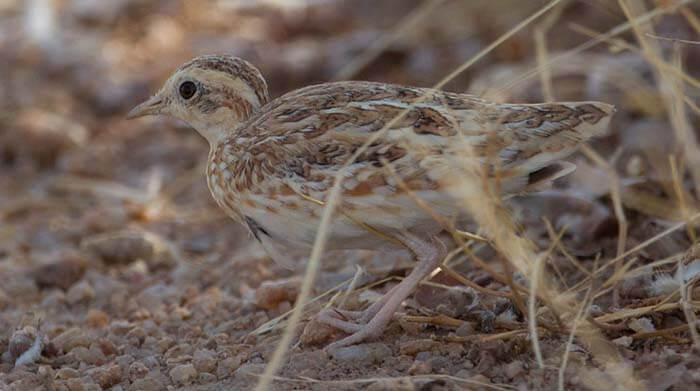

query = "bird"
[127, 54, 615, 349]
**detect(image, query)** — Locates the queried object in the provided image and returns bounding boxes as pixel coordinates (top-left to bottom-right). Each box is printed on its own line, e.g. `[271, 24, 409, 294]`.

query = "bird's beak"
[127, 95, 164, 119]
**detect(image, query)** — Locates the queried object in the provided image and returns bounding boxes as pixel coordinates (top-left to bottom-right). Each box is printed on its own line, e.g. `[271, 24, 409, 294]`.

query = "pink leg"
[324, 233, 445, 350]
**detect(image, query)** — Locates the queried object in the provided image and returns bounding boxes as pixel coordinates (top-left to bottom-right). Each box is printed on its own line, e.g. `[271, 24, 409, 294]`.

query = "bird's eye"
[179, 81, 197, 99]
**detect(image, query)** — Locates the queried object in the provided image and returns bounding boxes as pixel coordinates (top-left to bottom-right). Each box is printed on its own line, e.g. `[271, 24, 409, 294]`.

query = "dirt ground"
[1, 0, 700, 390]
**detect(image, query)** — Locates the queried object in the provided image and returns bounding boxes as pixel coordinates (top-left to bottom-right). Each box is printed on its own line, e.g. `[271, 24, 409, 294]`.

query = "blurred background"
[1, 0, 700, 390]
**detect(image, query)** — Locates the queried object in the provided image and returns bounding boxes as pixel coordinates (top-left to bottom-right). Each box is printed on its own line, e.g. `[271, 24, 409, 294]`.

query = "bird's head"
[127, 54, 269, 145]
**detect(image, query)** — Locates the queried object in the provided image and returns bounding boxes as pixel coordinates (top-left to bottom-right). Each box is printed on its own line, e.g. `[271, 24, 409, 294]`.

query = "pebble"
[331, 343, 392, 364]
[87, 364, 122, 388]
[199, 372, 216, 383]
[612, 336, 633, 347]
[408, 360, 433, 375]
[71, 345, 106, 366]
[455, 322, 475, 337]
[109, 320, 135, 336]
[169, 363, 197, 386]
[131, 377, 166, 391]
[504, 360, 524, 379]
[66, 281, 95, 304]
[254, 277, 301, 310]
[367, 378, 416, 391]
[129, 361, 149, 381]
[193, 348, 217, 373]
[53, 328, 90, 353]
[32, 257, 86, 291]
[85, 309, 109, 328]
[234, 363, 267, 379]
[399, 339, 435, 356]
[217, 355, 245, 378]
[56, 367, 80, 379]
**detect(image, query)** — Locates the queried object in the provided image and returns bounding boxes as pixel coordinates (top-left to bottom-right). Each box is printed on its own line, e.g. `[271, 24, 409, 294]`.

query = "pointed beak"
[127, 95, 164, 119]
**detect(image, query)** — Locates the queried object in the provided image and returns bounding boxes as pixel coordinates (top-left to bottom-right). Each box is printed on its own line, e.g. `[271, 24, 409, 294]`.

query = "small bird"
[128, 54, 614, 348]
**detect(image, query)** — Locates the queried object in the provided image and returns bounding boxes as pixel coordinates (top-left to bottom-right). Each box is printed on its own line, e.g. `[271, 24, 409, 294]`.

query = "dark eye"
[179, 81, 197, 99]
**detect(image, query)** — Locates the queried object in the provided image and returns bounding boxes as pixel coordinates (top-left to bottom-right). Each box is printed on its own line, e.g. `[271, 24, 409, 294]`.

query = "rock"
[234, 363, 266, 379]
[254, 277, 301, 310]
[53, 328, 90, 354]
[199, 372, 216, 383]
[56, 367, 80, 379]
[217, 355, 245, 379]
[300, 319, 343, 346]
[613, 336, 633, 347]
[32, 257, 86, 291]
[129, 361, 149, 381]
[169, 364, 197, 386]
[504, 360, 524, 379]
[399, 339, 435, 356]
[131, 377, 166, 391]
[71, 344, 106, 366]
[193, 348, 217, 373]
[331, 343, 392, 364]
[66, 281, 95, 305]
[81, 231, 174, 268]
[85, 309, 109, 328]
[109, 320, 135, 336]
[455, 322, 475, 337]
[408, 360, 433, 375]
[367, 378, 416, 391]
[87, 364, 122, 388]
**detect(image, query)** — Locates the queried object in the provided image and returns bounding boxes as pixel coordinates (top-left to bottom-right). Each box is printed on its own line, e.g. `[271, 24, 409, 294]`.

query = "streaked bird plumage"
[128, 54, 615, 348]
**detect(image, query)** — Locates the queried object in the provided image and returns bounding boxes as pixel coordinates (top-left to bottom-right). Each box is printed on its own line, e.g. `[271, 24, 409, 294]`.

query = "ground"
[1, 0, 700, 390]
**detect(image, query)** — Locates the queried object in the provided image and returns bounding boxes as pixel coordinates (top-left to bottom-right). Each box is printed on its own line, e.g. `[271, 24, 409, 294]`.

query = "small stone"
[408, 360, 433, 375]
[193, 348, 217, 373]
[300, 319, 342, 346]
[455, 322, 475, 337]
[126, 327, 147, 346]
[129, 361, 149, 381]
[504, 360, 524, 379]
[628, 317, 655, 333]
[254, 277, 301, 310]
[399, 339, 435, 356]
[65, 378, 87, 391]
[331, 343, 392, 363]
[199, 372, 216, 383]
[66, 281, 95, 305]
[217, 355, 244, 379]
[53, 328, 90, 353]
[87, 364, 122, 389]
[234, 363, 266, 379]
[612, 336, 633, 347]
[72, 344, 106, 366]
[86, 309, 109, 328]
[81, 231, 174, 268]
[110, 320, 134, 336]
[169, 364, 197, 386]
[32, 257, 86, 291]
[367, 378, 416, 391]
[56, 367, 80, 379]
[131, 377, 166, 391]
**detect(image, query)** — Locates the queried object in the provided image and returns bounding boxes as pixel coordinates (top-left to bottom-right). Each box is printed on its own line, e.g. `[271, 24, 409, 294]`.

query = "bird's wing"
[233, 81, 614, 230]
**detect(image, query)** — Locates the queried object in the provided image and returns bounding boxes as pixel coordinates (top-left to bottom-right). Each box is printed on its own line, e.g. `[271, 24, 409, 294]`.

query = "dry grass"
[254, 1, 700, 390]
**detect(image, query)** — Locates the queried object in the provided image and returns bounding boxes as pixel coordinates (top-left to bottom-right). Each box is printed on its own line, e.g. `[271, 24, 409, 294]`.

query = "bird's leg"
[322, 233, 446, 350]
[314, 284, 401, 333]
